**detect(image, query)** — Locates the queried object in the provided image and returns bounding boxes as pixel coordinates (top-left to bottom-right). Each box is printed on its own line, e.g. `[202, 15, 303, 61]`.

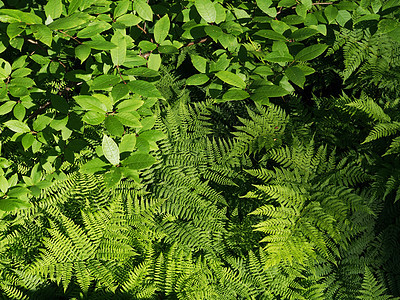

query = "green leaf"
[265, 51, 293, 63]
[324, 5, 338, 23]
[128, 80, 161, 98]
[122, 153, 156, 169]
[4, 120, 30, 133]
[134, 0, 153, 21]
[13, 102, 25, 120]
[48, 13, 89, 30]
[285, 66, 306, 88]
[82, 111, 105, 125]
[222, 89, 250, 102]
[114, 0, 130, 18]
[0, 199, 31, 211]
[116, 14, 142, 27]
[74, 95, 108, 113]
[291, 27, 319, 41]
[119, 134, 136, 153]
[112, 83, 130, 101]
[6, 23, 25, 39]
[124, 67, 159, 77]
[105, 115, 124, 136]
[195, 0, 217, 23]
[115, 112, 141, 128]
[256, 0, 277, 17]
[191, 55, 208, 73]
[295, 44, 328, 61]
[83, 40, 117, 50]
[148, 53, 161, 71]
[102, 135, 120, 165]
[186, 74, 209, 85]
[0, 101, 16, 115]
[116, 98, 144, 112]
[75, 44, 91, 62]
[215, 71, 246, 89]
[21, 133, 35, 150]
[0, 176, 8, 193]
[9, 85, 29, 97]
[81, 158, 108, 174]
[104, 168, 122, 188]
[154, 15, 170, 44]
[158, 45, 179, 54]
[31, 24, 52, 47]
[77, 21, 112, 38]
[44, 0, 62, 19]
[254, 85, 289, 97]
[90, 75, 120, 90]
[111, 31, 126, 66]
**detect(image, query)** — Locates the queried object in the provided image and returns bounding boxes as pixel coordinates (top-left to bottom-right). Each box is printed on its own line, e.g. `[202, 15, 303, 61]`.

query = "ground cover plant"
[0, 0, 399, 299]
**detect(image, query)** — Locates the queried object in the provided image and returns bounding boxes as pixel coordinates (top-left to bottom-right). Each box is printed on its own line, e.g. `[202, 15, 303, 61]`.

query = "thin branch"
[116, 65, 127, 84]
[56, 30, 82, 44]
[28, 101, 51, 119]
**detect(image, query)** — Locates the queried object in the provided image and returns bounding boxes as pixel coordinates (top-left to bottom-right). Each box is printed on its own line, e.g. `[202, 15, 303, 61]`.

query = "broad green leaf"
[44, 0, 62, 19]
[13, 102, 25, 120]
[68, 0, 83, 15]
[75, 44, 91, 62]
[124, 67, 159, 77]
[90, 75, 120, 90]
[154, 15, 170, 44]
[0, 176, 8, 193]
[135, 0, 153, 21]
[119, 134, 136, 153]
[158, 45, 179, 54]
[324, 5, 338, 23]
[128, 80, 161, 98]
[336, 10, 351, 27]
[215, 71, 246, 89]
[255, 30, 286, 41]
[77, 21, 112, 38]
[0, 9, 42, 24]
[278, 0, 296, 7]
[9, 85, 29, 97]
[83, 40, 117, 50]
[285, 66, 306, 88]
[0, 199, 31, 211]
[114, 0, 130, 18]
[0, 58, 11, 80]
[48, 13, 89, 30]
[256, 0, 277, 17]
[115, 112, 141, 128]
[74, 95, 108, 113]
[31, 24, 52, 47]
[102, 135, 120, 165]
[195, 0, 216, 23]
[112, 83, 130, 101]
[104, 168, 122, 188]
[291, 27, 319, 41]
[186, 74, 209, 85]
[81, 158, 108, 174]
[0, 101, 16, 115]
[12, 68, 31, 78]
[21, 133, 35, 150]
[116, 98, 144, 112]
[254, 85, 289, 97]
[265, 51, 293, 63]
[191, 55, 207, 73]
[148, 53, 161, 71]
[111, 31, 126, 66]
[218, 89, 249, 102]
[116, 14, 142, 27]
[4, 120, 30, 133]
[105, 115, 124, 136]
[82, 111, 105, 125]
[295, 44, 328, 61]
[6, 23, 25, 39]
[122, 153, 156, 169]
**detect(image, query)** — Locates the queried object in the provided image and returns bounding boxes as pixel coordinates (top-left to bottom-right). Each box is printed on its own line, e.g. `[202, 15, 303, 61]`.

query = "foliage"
[0, 0, 399, 299]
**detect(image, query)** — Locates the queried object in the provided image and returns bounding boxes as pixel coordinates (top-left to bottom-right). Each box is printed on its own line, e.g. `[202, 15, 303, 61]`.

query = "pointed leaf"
[195, 0, 216, 23]
[285, 66, 306, 88]
[45, 0, 62, 19]
[215, 71, 246, 89]
[154, 15, 170, 44]
[102, 135, 120, 165]
[135, 0, 153, 21]
[295, 44, 328, 61]
[127, 80, 161, 98]
[122, 153, 156, 169]
[4, 120, 30, 133]
[111, 31, 126, 66]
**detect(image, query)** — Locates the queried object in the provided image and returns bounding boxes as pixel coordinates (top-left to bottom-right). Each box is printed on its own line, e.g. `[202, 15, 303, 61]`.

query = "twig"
[28, 101, 51, 119]
[56, 30, 82, 44]
[116, 65, 127, 84]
